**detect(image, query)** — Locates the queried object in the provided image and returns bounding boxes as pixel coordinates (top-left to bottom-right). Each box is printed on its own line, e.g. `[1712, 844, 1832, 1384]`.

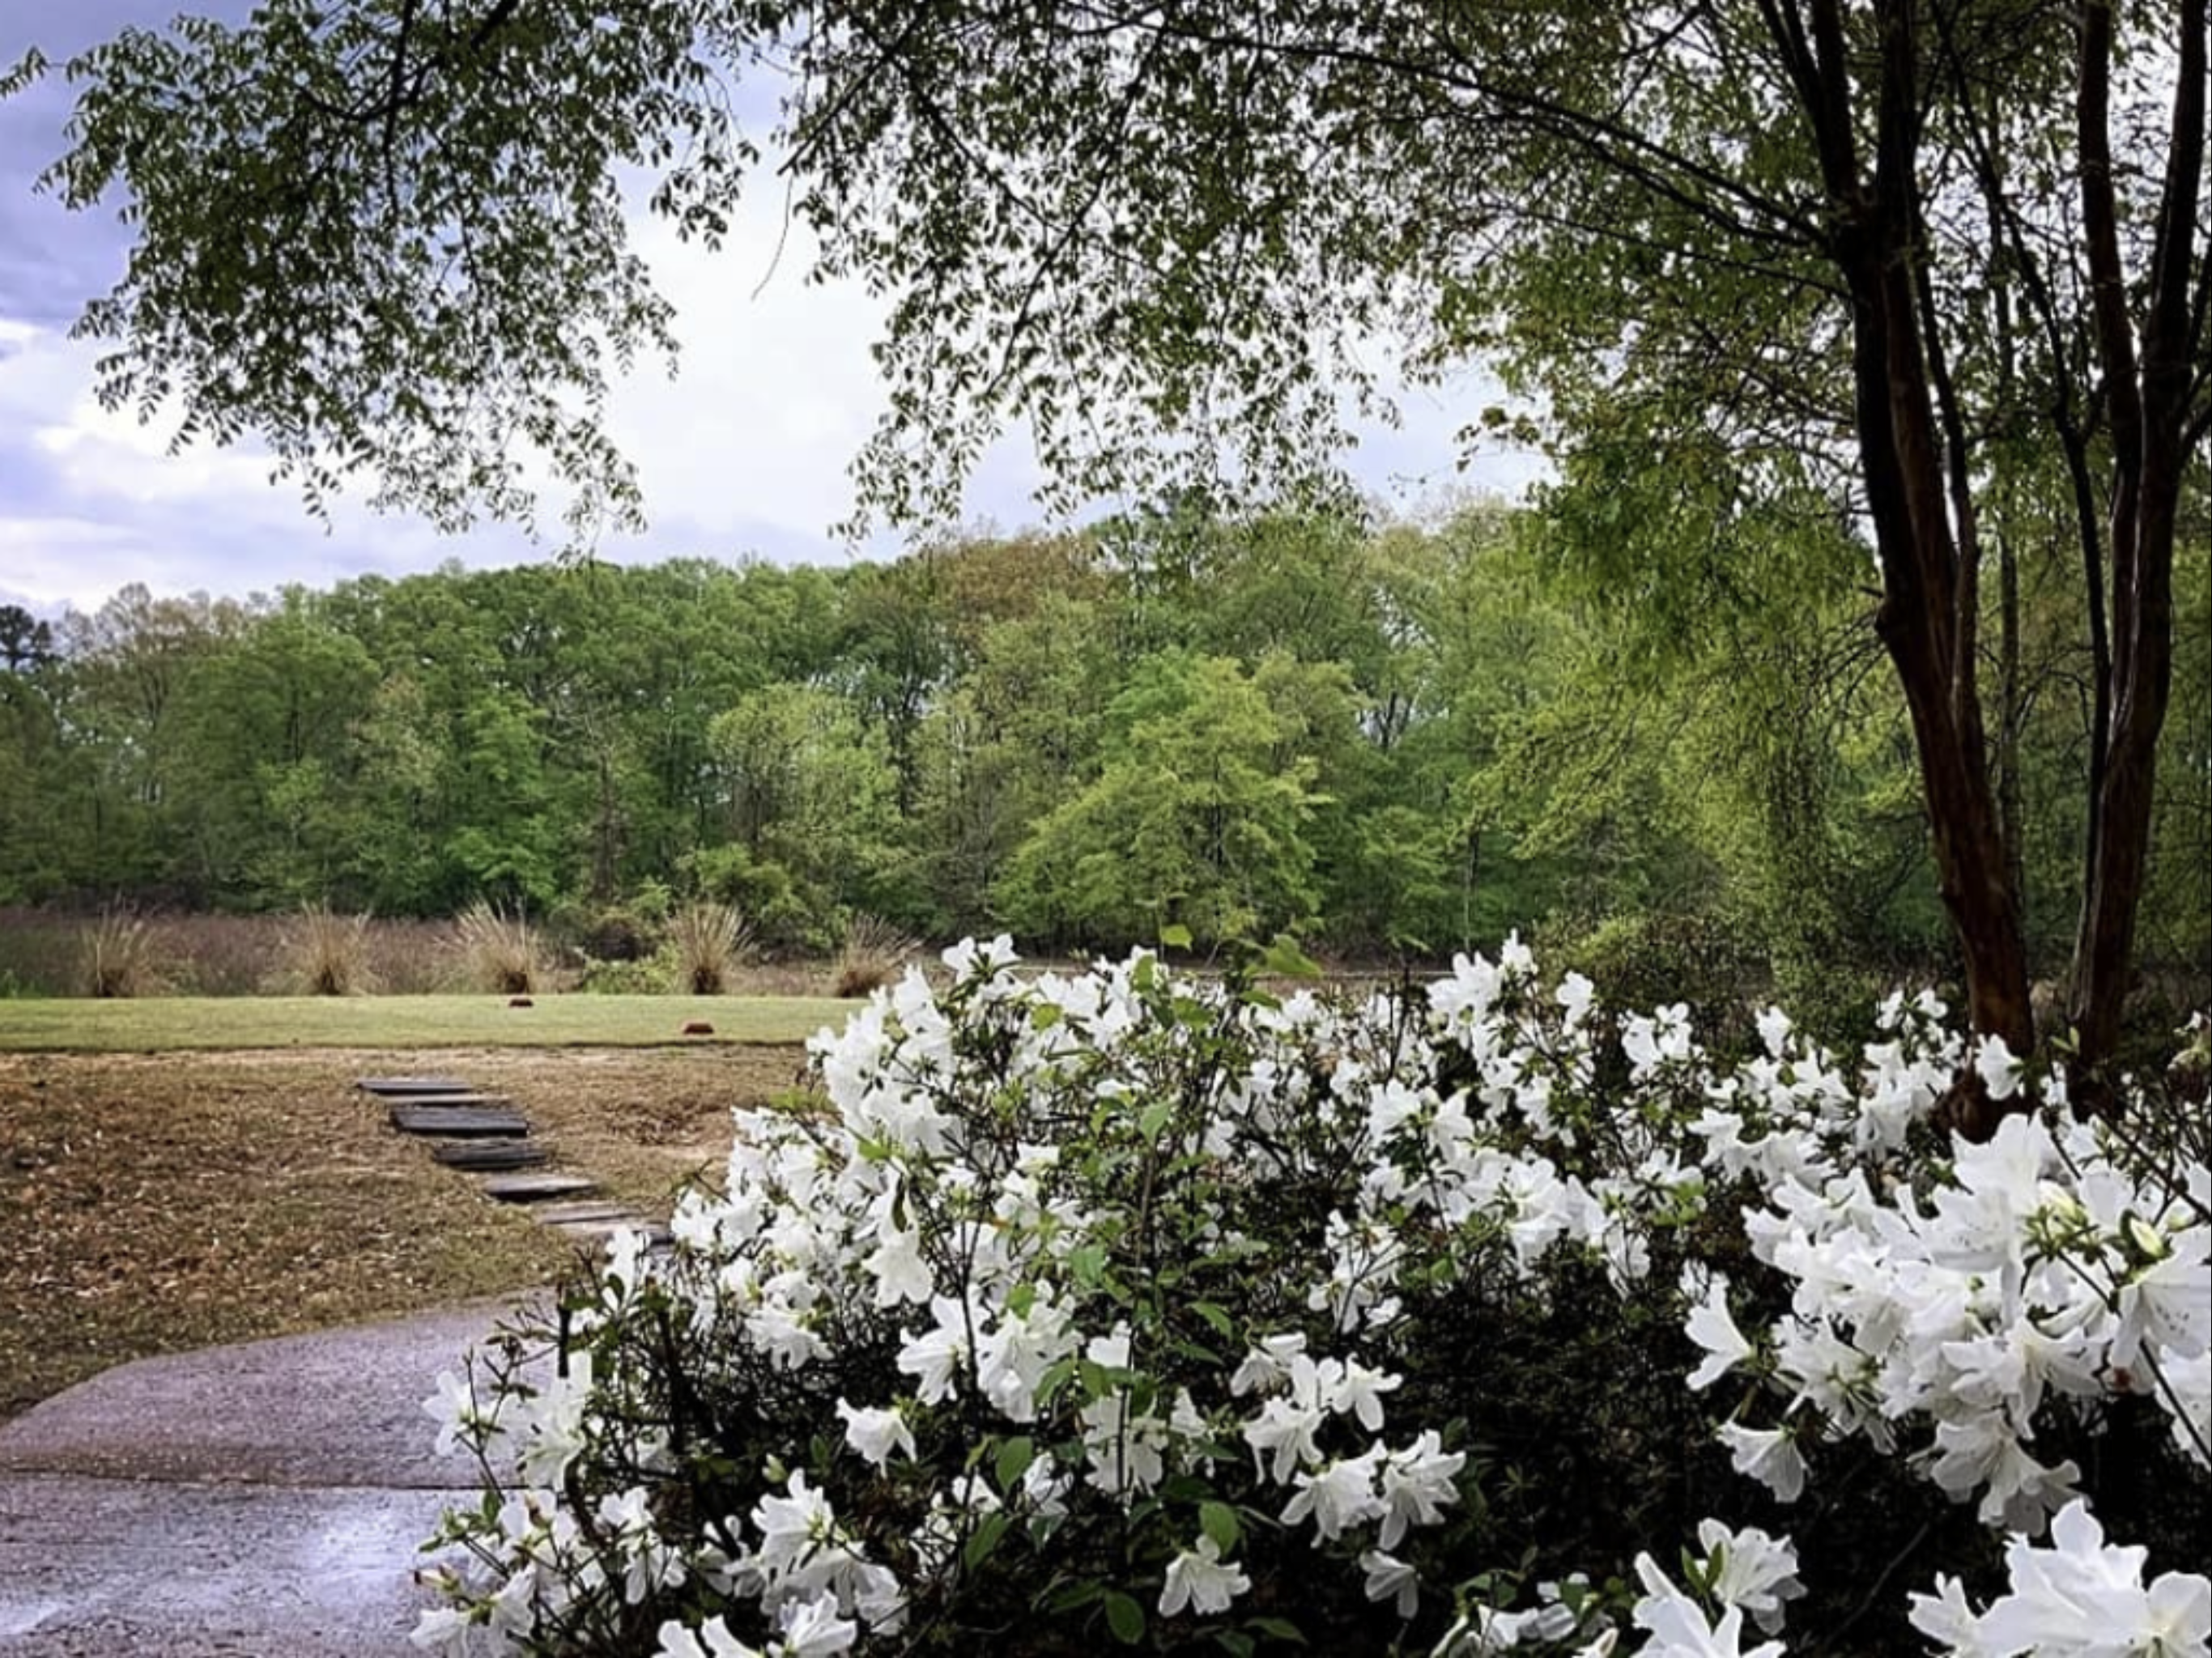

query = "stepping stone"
[531, 1201, 636, 1227]
[432, 1140, 551, 1171]
[480, 1172, 598, 1203]
[356, 1075, 474, 1096]
[556, 1214, 671, 1248]
[389, 1103, 530, 1137]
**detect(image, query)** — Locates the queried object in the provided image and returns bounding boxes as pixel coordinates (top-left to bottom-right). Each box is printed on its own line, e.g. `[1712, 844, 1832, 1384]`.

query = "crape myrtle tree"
[9, 0, 2207, 1125]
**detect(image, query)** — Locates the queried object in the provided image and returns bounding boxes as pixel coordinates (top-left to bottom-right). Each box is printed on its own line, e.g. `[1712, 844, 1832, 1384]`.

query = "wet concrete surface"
[0, 1299, 543, 1655]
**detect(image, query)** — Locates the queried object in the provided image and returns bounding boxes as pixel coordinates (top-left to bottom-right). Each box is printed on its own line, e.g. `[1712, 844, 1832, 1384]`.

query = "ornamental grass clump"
[77, 904, 160, 998]
[279, 902, 376, 996]
[418, 942, 2210, 1657]
[831, 912, 916, 999]
[669, 901, 750, 996]
[453, 900, 544, 996]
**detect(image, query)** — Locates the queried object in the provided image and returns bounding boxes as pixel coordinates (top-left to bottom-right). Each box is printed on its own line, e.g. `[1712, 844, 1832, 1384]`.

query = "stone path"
[0, 1301, 543, 1656]
[0, 1076, 677, 1652]
[362, 1073, 668, 1245]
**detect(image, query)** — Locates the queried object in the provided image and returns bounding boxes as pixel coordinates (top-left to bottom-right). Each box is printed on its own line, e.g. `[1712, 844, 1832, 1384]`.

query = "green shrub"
[574, 954, 671, 995]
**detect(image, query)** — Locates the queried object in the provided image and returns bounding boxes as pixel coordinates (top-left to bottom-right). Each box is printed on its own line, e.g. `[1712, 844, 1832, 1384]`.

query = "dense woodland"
[4, 495, 2206, 1028]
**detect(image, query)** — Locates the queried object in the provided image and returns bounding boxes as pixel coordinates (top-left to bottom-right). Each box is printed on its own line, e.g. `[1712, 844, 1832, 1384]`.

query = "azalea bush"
[415, 942, 2210, 1656]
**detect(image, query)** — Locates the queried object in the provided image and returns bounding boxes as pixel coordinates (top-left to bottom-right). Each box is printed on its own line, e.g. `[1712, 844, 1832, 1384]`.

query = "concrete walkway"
[0, 1301, 537, 1656]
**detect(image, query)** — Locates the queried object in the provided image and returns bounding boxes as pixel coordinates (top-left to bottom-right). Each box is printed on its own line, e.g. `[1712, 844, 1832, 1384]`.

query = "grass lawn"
[0, 1044, 815, 1423]
[0, 993, 850, 1052]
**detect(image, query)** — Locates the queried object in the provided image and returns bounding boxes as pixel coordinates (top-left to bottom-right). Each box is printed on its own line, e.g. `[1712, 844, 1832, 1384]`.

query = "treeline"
[2, 498, 2205, 1022]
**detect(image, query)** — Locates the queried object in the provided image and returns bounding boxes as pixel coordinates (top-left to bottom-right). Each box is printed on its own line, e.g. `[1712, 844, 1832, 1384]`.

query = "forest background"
[3, 487, 2205, 1042]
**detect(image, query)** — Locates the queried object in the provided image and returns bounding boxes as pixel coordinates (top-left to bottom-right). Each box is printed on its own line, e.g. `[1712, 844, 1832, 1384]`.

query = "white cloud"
[0, 176, 1543, 614]
[604, 189, 1048, 545]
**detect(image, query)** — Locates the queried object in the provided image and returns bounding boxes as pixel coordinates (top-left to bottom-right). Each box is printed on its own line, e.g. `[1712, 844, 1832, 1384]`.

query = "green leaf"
[995, 1435, 1036, 1491]
[1199, 1499, 1241, 1553]
[1191, 1300, 1236, 1337]
[1045, 1578, 1104, 1614]
[963, 1510, 1012, 1571]
[1105, 1591, 1146, 1644]
[1030, 1001, 1064, 1030]
[1158, 923, 1193, 950]
[1245, 1617, 1307, 1643]
[1138, 1100, 1174, 1139]
[1256, 933, 1321, 978]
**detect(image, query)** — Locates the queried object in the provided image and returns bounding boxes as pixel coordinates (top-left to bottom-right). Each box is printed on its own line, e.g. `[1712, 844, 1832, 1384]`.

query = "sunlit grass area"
[0, 994, 849, 1052]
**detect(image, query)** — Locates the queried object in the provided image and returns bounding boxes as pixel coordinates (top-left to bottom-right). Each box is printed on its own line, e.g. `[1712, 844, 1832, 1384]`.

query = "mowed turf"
[0, 1044, 815, 1423]
[0, 993, 848, 1052]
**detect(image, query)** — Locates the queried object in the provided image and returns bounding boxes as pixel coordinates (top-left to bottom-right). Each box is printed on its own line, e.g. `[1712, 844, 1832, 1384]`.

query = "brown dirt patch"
[0, 1044, 810, 1424]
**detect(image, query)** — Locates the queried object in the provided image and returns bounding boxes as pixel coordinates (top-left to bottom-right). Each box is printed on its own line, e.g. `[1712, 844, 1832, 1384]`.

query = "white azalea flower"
[974, 1289, 1078, 1422]
[751, 1470, 837, 1579]
[1556, 971, 1597, 1024]
[1715, 1422, 1806, 1503]
[1281, 1446, 1385, 1540]
[1692, 1519, 1802, 1635]
[895, 1297, 972, 1405]
[2114, 1225, 2212, 1367]
[835, 1399, 915, 1469]
[1684, 1273, 1753, 1391]
[1634, 1597, 1784, 1658]
[1906, 1575, 1993, 1656]
[1916, 1499, 2212, 1657]
[517, 1353, 595, 1488]
[1632, 1553, 1786, 1658]
[863, 1222, 933, 1308]
[1377, 1429, 1465, 1549]
[423, 1367, 497, 1458]
[1244, 1388, 1327, 1485]
[1231, 1333, 1308, 1397]
[773, 1592, 859, 1657]
[655, 1616, 764, 1658]
[408, 1605, 480, 1654]
[1972, 1034, 2023, 1102]
[1325, 1354, 1403, 1431]
[1159, 1535, 1252, 1618]
[1359, 1549, 1419, 1618]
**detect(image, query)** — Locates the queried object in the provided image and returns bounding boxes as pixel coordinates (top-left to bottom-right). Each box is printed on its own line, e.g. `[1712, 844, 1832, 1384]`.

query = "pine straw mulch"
[0, 1044, 810, 1425]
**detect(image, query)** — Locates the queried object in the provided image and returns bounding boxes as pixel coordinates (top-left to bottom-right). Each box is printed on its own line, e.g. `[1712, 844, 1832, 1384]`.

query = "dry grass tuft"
[279, 903, 377, 996]
[670, 901, 751, 996]
[453, 901, 545, 995]
[832, 912, 918, 999]
[78, 906, 162, 999]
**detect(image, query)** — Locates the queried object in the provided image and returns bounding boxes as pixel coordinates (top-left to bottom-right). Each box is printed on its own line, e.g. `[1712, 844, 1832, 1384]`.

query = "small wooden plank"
[377, 1091, 513, 1111]
[355, 1075, 474, 1096]
[389, 1104, 530, 1137]
[432, 1141, 550, 1171]
[480, 1172, 598, 1204]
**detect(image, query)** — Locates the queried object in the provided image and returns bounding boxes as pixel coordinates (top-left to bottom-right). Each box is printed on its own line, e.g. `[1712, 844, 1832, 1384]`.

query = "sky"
[0, 1, 1542, 618]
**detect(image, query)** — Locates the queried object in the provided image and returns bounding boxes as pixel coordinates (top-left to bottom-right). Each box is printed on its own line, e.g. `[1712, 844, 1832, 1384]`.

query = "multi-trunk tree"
[11, 0, 2206, 1120]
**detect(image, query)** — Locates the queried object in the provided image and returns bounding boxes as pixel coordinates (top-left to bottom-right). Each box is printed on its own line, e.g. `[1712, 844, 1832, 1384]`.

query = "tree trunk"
[2064, 0, 2203, 1087]
[1794, 0, 2035, 1137]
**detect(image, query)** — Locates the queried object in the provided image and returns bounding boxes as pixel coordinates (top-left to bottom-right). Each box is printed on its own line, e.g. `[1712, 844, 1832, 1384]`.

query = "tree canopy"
[9, 0, 2206, 1100]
